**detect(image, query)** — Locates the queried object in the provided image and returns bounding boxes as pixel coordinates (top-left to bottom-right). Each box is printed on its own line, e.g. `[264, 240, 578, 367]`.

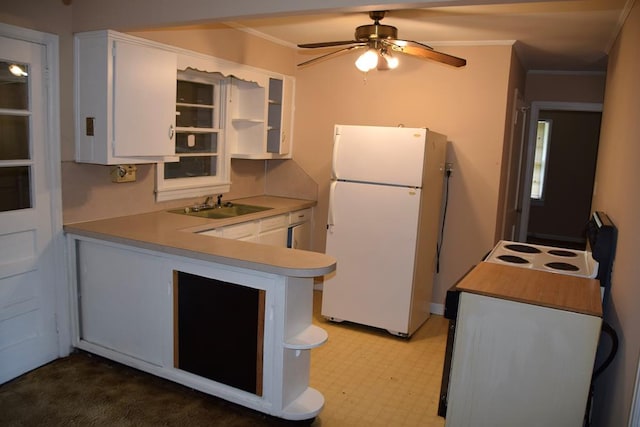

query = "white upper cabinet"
[74, 30, 178, 164]
[227, 75, 294, 160]
[74, 30, 295, 167]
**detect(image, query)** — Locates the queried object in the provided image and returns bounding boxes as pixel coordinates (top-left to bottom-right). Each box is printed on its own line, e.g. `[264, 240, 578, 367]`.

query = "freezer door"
[333, 125, 426, 187]
[324, 180, 421, 334]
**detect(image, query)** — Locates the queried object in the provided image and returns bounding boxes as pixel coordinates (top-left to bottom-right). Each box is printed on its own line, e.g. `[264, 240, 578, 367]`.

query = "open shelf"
[284, 325, 328, 350]
[281, 387, 325, 421]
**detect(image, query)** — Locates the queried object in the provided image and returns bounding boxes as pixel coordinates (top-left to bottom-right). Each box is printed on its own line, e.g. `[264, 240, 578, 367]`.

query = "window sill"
[155, 181, 230, 202]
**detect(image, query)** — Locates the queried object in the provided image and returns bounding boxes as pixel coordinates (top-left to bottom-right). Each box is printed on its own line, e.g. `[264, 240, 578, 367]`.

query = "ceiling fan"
[297, 11, 467, 71]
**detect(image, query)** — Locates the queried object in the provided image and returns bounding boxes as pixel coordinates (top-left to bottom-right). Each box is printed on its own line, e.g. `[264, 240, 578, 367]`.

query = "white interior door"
[0, 31, 60, 383]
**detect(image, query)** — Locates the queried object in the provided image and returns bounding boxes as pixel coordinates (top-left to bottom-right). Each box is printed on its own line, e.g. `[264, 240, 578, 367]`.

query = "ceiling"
[227, 0, 631, 72]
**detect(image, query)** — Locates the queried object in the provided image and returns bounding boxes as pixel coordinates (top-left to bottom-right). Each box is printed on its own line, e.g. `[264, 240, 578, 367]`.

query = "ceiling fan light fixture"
[355, 48, 378, 72]
[297, 10, 467, 69]
[381, 49, 398, 70]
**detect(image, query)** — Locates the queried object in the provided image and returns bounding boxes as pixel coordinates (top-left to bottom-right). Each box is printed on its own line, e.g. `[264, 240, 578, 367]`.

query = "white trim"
[0, 23, 69, 356]
[226, 20, 517, 51]
[430, 302, 444, 316]
[225, 22, 297, 48]
[630, 355, 640, 427]
[518, 101, 603, 242]
[606, 0, 638, 54]
[155, 181, 231, 202]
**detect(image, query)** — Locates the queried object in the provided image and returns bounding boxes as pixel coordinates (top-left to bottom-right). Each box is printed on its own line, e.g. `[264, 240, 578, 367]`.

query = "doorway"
[518, 102, 602, 248]
[0, 24, 67, 384]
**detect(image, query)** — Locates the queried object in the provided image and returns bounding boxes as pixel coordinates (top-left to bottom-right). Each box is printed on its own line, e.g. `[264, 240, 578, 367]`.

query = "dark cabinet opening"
[174, 271, 265, 395]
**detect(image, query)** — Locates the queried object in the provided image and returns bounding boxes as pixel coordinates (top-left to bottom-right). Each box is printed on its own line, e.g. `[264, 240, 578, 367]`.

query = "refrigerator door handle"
[327, 181, 337, 229]
[331, 132, 341, 180]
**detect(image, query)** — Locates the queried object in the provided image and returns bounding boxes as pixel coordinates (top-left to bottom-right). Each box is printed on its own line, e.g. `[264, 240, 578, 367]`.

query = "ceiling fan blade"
[297, 44, 366, 67]
[298, 40, 359, 49]
[384, 39, 467, 67]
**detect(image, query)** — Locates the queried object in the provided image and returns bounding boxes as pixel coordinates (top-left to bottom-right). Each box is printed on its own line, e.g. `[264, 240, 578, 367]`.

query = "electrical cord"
[436, 168, 452, 273]
[584, 320, 619, 427]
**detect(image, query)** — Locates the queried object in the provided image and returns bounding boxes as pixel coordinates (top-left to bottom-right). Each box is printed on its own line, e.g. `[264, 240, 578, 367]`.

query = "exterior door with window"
[0, 33, 59, 383]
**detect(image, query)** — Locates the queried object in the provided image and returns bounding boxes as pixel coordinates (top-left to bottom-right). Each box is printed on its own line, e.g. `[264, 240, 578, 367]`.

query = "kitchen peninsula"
[64, 196, 336, 421]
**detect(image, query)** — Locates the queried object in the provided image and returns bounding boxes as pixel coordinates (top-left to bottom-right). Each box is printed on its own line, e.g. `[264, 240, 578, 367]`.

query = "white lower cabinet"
[75, 239, 167, 366]
[220, 220, 259, 242]
[199, 213, 291, 247]
[68, 234, 326, 421]
[258, 214, 289, 246]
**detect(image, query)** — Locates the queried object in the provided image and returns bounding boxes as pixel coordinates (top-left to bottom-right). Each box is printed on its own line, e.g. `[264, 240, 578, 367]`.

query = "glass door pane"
[0, 60, 32, 211]
[0, 166, 31, 211]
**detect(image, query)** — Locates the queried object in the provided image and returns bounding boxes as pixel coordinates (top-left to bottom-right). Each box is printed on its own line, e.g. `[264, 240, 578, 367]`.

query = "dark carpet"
[0, 351, 313, 427]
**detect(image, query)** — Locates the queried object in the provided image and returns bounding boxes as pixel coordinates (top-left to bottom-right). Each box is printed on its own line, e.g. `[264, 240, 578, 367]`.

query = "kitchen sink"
[169, 203, 272, 219]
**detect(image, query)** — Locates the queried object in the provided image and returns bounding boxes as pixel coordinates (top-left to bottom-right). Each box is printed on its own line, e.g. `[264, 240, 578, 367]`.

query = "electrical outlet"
[110, 164, 137, 183]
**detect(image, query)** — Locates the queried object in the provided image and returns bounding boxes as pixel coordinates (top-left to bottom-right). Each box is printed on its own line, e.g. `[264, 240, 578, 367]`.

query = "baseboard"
[430, 303, 444, 316]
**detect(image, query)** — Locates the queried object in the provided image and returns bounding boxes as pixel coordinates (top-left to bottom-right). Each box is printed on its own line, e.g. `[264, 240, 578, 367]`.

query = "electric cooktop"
[484, 240, 598, 278]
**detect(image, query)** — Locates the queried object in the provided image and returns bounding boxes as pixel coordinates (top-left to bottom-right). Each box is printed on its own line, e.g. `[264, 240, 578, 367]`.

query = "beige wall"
[590, 1, 640, 425]
[293, 43, 517, 304]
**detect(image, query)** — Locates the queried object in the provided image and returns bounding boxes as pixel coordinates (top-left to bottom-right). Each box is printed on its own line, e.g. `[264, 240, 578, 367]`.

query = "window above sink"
[155, 69, 231, 202]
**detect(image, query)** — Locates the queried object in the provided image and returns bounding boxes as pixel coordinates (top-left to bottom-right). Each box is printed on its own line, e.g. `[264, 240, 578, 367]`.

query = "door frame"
[0, 23, 70, 357]
[517, 101, 603, 242]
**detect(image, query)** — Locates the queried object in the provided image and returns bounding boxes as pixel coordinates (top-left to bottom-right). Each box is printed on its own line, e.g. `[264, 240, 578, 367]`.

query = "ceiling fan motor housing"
[355, 24, 397, 41]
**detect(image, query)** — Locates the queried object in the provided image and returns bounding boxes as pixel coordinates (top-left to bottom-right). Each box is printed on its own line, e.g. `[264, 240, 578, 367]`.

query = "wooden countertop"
[64, 196, 336, 278]
[455, 262, 602, 317]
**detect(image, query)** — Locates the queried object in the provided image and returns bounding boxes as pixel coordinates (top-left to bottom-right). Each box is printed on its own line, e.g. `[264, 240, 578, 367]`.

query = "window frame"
[155, 70, 230, 202]
[530, 119, 552, 203]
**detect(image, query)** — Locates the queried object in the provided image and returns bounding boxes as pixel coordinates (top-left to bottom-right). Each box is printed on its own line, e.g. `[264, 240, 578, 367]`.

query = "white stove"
[484, 240, 599, 278]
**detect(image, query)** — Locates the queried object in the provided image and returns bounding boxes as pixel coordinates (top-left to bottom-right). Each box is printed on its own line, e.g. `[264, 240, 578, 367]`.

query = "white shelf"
[176, 102, 214, 109]
[232, 118, 264, 124]
[281, 386, 325, 421]
[284, 325, 328, 350]
[176, 127, 221, 133]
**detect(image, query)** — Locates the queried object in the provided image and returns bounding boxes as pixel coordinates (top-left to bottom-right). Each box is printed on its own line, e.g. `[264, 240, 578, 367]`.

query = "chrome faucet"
[191, 195, 223, 212]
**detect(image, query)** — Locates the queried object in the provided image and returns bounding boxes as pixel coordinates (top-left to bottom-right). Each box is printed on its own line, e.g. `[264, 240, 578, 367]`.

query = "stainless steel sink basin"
[169, 203, 272, 219]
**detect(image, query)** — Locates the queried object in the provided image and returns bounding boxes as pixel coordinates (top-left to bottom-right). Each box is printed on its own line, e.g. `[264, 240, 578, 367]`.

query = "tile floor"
[309, 291, 448, 427]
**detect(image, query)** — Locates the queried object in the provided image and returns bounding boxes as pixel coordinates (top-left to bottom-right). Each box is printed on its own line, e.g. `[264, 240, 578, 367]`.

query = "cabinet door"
[112, 40, 176, 157]
[76, 240, 167, 366]
[258, 214, 288, 247]
[258, 227, 288, 247]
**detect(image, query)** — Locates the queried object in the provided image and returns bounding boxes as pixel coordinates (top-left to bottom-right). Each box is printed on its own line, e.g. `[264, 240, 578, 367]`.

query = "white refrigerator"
[323, 125, 447, 337]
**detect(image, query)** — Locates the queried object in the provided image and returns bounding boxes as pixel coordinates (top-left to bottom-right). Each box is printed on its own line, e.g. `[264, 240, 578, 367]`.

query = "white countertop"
[64, 196, 336, 278]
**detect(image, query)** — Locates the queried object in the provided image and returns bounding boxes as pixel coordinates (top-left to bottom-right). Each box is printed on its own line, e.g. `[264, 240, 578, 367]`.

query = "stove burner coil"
[497, 255, 530, 264]
[545, 262, 580, 271]
[504, 244, 542, 254]
[547, 249, 578, 258]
